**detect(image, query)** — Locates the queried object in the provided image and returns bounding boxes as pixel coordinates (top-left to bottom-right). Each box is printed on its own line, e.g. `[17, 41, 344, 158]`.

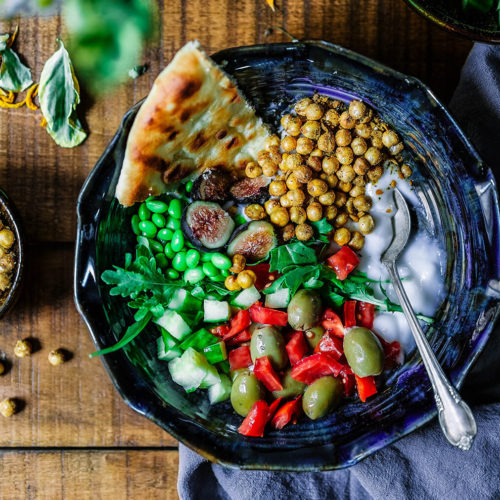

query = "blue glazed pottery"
[74, 41, 500, 470]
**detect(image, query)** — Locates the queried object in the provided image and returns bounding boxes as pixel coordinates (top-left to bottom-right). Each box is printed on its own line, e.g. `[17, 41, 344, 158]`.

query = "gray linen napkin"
[178, 44, 500, 500]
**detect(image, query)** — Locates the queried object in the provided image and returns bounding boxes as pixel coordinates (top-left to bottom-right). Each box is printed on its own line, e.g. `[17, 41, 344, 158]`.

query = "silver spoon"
[381, 189, 477, 450]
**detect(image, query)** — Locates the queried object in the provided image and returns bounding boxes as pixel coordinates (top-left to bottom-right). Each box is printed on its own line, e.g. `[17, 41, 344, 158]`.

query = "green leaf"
[310, 218, 333, 235]
[38, 39, 87, 148]
[268, 242, 318, 273]
[0, 31, 33, 92]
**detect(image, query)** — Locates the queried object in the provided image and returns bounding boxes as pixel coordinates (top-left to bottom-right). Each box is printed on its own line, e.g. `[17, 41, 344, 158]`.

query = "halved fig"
[191, 168, 232, 203]
[182, 201, 235, 250]
[230, 176, 270, 204]
[227, 221, 278, 262]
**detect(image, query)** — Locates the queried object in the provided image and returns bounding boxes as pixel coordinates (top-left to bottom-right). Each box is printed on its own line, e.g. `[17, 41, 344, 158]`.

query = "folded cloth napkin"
[178, 44, 500, 500]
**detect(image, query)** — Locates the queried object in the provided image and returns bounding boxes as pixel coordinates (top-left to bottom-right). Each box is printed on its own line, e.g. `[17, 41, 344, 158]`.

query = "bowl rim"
[74, 39, 500, 470]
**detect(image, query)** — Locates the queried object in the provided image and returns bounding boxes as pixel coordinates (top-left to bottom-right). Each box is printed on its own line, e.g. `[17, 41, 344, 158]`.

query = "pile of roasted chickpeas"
[243, 95, 412, 249]
[0, 219, 16, 303]
[224, 253, 258, 292]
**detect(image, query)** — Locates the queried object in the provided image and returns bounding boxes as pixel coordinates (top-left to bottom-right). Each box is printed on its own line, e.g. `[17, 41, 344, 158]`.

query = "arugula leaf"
[38, 39, 87, 148]
[268, 242, 317, 273]
[264, 264, 319, 297]
[0, 30, 33, 92]
[310, 217, 333, 235]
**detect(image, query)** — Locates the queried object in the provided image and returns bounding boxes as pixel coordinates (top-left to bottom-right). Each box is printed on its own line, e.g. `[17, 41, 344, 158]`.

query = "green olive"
[250, 326, 287, 371]
[230, 371, 265, 417]
[343, 327, 384, 377]
[272, 368, 306, 400]
[304, 326, 325, 349]
[287, 289, 322, 331]
[302, 376, 343, 420]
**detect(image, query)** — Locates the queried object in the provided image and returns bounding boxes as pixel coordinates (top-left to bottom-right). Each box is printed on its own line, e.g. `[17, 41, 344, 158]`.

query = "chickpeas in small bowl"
[0, 189, 24, 319]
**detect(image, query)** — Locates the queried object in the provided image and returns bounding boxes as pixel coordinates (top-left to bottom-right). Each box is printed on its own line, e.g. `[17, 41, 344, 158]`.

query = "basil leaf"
[38, 39, 87, 148]
[0, 31, 33, 92]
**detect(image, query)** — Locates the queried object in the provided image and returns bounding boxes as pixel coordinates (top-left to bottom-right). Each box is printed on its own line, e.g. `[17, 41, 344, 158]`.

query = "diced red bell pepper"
[321, 308, 345, 337]
[254, 356, 283, 392]
[226, 328, 251, 345]
[270, 396, 303, 430]
[229, 345, 252, 371]
[223, 309, 252, 341]
[327, 246, 360, 280]
[344, 300, 357, 328]
[374, 333, 401, 368]
[341, 372, 356, 397]
[211, 325, 230, 338]
[355, 375, 377, 402]
[290, 353, 344, 385]
[356, 302, 375, 329]
[268, 397, 283, 419]
[238, 400, 270, 437]
[286, 331, 309, 366]
[314, 331, 343, 359]
[247, 264, 279, 290]
[249, 303, 288, 326]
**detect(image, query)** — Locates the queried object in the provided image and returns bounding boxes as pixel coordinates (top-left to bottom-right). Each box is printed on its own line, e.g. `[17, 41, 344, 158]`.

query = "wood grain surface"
[0, 1, 473, 498]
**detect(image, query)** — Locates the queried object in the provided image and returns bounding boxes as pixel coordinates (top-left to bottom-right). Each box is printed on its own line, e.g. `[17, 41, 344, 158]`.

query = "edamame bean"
[211, 253, 232, 270]
[184, 267, 204, 284]
[171, 230, 185, 252]
[155, 253, 168, 269]
[185, 181, 193, 193]
[209, 274, 226, 282]
[152, 213, 166, 228]
[221, 269, 230, 277]
[164, 243, 175, 259]
[202, 262, 218, 277]
[158, 228, 173, 242]
[146, 200, 168, 213]
[167, 268, 180, 279]
[138, 220, 157, 238]
[167, 217, 181, 231]
[149, 239, 164, 254]
[138, 203, 151, 221]
[168, 199, 182, 219]
[172, 252, 187, 272]
[186, 249, 200, 268]
[131, 215, 141, 235]
[201, 253, 213, 262]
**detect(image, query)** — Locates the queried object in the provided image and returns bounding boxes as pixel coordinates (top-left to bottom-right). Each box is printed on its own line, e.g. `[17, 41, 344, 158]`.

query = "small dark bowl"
[75, 41, 500, 470]
[404, 0, 500, 43]
[0, 189, 24, 319]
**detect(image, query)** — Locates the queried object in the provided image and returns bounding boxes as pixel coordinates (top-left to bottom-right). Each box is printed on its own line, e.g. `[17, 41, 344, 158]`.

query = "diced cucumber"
[231, 285, 260, 309]
[264, 288, 291, 309]
[179, 328, 218, 351]
[168, 289, 202, 312]
[155, 310, 192, 340]
[203, 299, 230, 322]
[199, 363, 220, 389]
[208, 374, 232, 404]
[217, 359, 230, 375]
[168, 347, 211, 392]
[203, 342, 227, 364]
[157, 336, 182, 361]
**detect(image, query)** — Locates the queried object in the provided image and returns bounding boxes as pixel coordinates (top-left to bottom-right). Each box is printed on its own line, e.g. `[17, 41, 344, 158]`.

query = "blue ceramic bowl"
[74, 41, 500, 470]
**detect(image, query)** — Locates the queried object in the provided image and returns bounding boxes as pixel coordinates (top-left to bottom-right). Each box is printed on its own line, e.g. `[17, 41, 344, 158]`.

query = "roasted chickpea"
[225, 275, 241, 292]
[305, 102, 324, 121]
[358, 108, 373, 124]
[390, 142, 404, 155]
[266, 135, 281, 149]
[337, 165, 356, 183]
[349, 100, 367, 120]
[322, 156, 340, 175]
[355, 123, 371, 139]
[382, 130, 399, 148]
[371, 130, 384, 149]
[349, 185, 365, 198]
[365, 147, 382, 166]
[271, 206, 290, 227]
[281, 114, 293, 128]
[14, 339, 32, 358]
[262, 160, 279, 177]
[351, 137, 367, 156]
[325, 205, 338, 220]
[336, 146, 354, 165]
[335, 128, 352, 147]
[318, 191, 335, 206]
[307, 179, 328, 197]
[294, 165, 313, 183]
[317, 133, 335, 153]
[245, 161, 262, 179]
[237, 270, 257, 289]
[335, 211, 349, 227]
[339, 111, 356, 129]
[295, 223, 314, 242]
[367, 166, 383, 183]
[287, 188, 306, 206]
[310, 148, 324, 158]
[281, 135, 297, 152]
[358, 214, 375, 234]
[285, 153, 304, 171]
[0, 398, 16, 417]
[286, 173, 302, 190]
[353, 175, 366, 186]
[326, 174, 339, 189]
[401, 164, 413, 178]
[323, 108, 339, 127]
[307, 202, 323, 222]
[307, 156, 322, 172]
[346, 197, 356, 215]
[334, 227, 351, 245]
[283, 223, 296, 242]
[48, 349, 66, 366]
[353, 157, 370, 175]
[265, 199, 280, 216]
[294, 97, 313, 115]
[296, 137, 315, 155]
[245, 204, 266, 220]
[267, 146, 282, 164]
[349, 231, 365, 250]
[301, 120, 321, 140]
[0, 361, 4, 375]
[334, 191, 347, 207]
[353, 195, 373, 212]
[280, 194, 292, 208]
[257, 150, 271, 166]
[285, 116, 303, 136]
[290, 206, 307, 224]
[230, 254, 247, 273]
[269, 180, 287, 197]
[338, 181, 352, 193]
[280, 153, 290, 171]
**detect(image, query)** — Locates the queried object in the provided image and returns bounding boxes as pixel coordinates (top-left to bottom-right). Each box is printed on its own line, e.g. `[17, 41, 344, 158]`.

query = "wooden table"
[0, 1, 471, 498]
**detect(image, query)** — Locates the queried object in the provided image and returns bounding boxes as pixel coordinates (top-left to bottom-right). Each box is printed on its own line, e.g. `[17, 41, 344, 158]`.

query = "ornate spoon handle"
[384, 260, 477, 450]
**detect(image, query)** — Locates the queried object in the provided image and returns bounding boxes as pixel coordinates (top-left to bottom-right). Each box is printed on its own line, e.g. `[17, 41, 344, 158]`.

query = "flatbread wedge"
[115, 41, 270, 206]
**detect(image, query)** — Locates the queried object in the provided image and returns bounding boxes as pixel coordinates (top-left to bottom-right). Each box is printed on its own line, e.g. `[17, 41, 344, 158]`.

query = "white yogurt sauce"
[358, 171, 447, 355]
